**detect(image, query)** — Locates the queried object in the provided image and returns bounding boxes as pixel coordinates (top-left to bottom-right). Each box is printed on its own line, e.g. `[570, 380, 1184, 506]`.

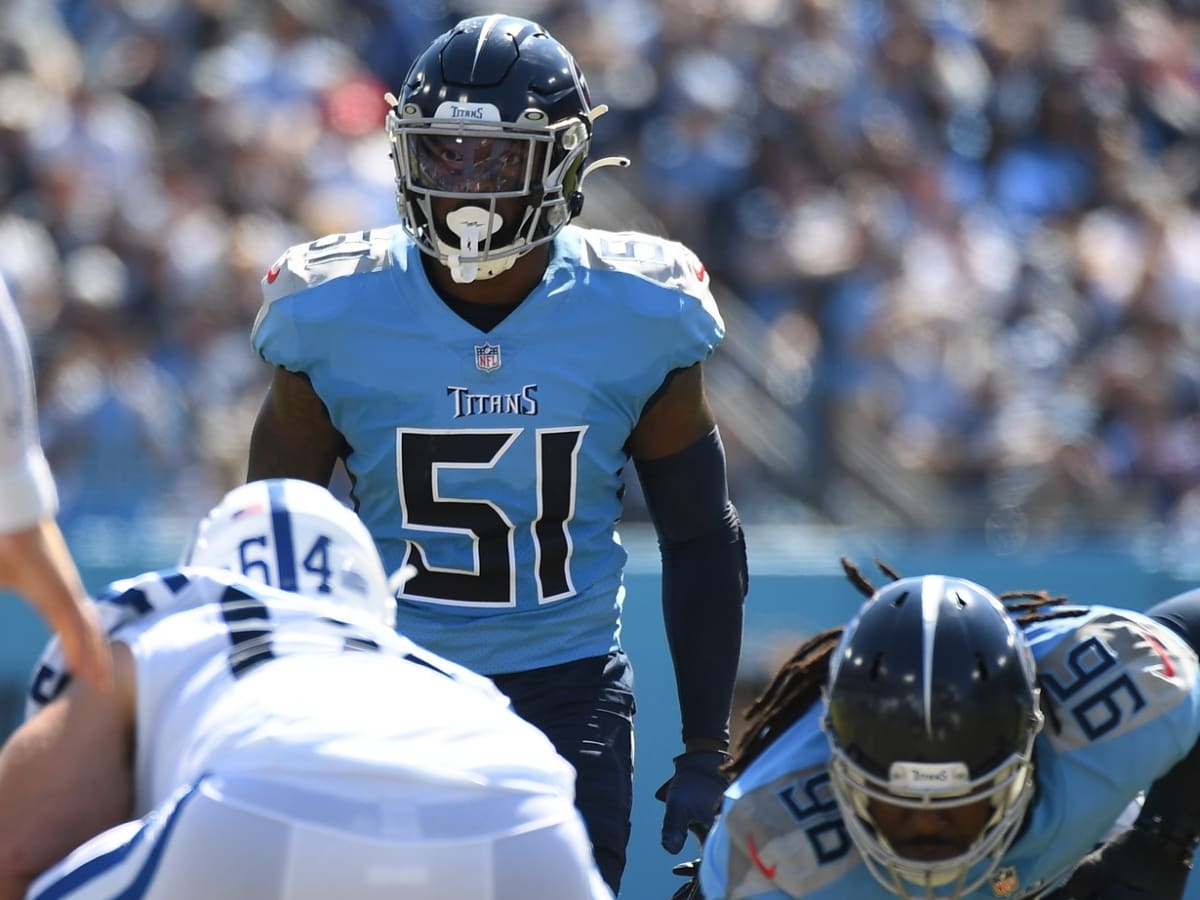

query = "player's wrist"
[683, 736, 729, 755]
[1132, 811, 1200, 866]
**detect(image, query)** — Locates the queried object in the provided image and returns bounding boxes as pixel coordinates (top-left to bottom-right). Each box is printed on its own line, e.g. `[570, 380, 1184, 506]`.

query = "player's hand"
[40, 594, 112, 694]
[1044, 823, 1192, 900]
[656, 750, 729, 854]
[3, 522, 113, 695]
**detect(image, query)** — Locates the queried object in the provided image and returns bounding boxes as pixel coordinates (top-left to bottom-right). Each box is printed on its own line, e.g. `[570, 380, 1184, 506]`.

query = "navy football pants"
[492, 650, 636, 895]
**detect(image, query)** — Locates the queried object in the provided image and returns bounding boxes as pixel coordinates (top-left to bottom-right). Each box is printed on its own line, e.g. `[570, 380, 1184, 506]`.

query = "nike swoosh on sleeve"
[747, 832, 777, 879]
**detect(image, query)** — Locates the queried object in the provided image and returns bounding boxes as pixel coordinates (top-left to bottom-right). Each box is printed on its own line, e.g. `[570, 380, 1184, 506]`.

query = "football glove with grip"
[669, 858, 704, 900]
[656, 750, 730, 855]
[1044, 820, 1194, 900]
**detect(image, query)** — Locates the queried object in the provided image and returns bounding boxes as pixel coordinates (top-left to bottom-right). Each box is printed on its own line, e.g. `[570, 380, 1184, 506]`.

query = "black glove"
[669, 858, 705, 900]
[1044, 819, 1195, 900]
[656, 750, 730, 854]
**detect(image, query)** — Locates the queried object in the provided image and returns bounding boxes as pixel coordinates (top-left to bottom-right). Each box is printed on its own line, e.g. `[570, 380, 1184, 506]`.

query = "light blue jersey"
[252, 224, 723, 674]
[700, 606, 1200, 899]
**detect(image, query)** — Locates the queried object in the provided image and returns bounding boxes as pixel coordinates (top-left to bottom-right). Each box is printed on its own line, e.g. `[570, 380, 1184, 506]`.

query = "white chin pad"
[444, 206, 504, 283]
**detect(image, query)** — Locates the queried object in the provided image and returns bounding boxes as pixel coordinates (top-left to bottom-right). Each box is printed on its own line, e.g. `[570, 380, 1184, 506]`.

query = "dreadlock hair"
[724, 558, 1087, 780]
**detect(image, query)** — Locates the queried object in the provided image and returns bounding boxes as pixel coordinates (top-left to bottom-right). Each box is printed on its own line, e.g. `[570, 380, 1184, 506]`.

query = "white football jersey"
[43, 567, 578, 816]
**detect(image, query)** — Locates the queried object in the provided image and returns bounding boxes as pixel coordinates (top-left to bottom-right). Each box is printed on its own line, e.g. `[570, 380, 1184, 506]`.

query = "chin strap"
[441, 247, 523, 284]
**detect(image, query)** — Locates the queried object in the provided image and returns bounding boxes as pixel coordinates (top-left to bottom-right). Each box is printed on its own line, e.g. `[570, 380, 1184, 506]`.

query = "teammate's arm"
[0, 641, 135, 900]
[1, 287, 112, 692]
[0, 520, 110, 693]
[630, 363, 748, 854]
[247, 366, 346, 484]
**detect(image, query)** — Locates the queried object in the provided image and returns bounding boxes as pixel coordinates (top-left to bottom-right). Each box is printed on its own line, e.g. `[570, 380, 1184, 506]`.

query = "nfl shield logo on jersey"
[475, 342, 502, 373]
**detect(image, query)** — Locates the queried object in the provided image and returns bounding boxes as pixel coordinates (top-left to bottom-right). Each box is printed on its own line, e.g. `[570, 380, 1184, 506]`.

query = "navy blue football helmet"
[823, 575, 1043, 898]
[386, 15, 628, 283]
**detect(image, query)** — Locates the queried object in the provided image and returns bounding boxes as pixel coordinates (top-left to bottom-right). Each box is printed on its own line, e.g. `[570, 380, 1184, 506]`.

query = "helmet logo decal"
[232, 503, 266, 521]
[475, 342, 502, 373]
[888, 761, 969, 793]
[921, 574, 945, 738]
[433, 101, 501, 121]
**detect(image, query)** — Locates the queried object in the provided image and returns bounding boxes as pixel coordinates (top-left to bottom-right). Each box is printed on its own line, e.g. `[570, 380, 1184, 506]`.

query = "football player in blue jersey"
[244, 13, 748, 894]
[0, 275, 111, 693]
[697, 560, 1200, 900]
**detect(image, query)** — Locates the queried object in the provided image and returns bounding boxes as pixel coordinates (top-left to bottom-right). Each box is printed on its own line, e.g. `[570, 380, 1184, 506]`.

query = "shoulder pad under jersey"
[260, 228, 396, 306]
[575, 227, 714, 304]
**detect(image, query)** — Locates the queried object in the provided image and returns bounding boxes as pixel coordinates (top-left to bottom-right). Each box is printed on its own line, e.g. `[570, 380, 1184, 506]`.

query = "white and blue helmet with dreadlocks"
[182, 478, 397, 629]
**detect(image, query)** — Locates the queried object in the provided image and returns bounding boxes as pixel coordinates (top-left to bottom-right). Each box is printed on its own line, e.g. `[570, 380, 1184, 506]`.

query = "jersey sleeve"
[701, 801, 798, 900]
[251, 229, 395, 372]
[25, 568, 212, 719]
[702, 779, 855, 900]
[575, 228, 725, 373]
[1030, 606, 1200, 775]
[651, 237, 725, 369]
[673, 289, 723, 369]
[700, 710, 860, 899]
[0, 285, 58, 532]
[251, 242, 305, 369]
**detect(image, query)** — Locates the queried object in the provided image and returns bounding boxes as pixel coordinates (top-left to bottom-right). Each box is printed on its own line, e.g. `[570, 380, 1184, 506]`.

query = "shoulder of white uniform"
[260, 227, 399, 307]
[573, 226, 714, 303]
[26, 566, 240, 719]
[100, 567, 246, 627]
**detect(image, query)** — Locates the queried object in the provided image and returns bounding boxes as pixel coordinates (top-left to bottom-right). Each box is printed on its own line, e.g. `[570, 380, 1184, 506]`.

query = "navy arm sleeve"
[1146, 588, 1200, 657]
[635, 427, 748, 745]
[1139, 588, 1200, 846]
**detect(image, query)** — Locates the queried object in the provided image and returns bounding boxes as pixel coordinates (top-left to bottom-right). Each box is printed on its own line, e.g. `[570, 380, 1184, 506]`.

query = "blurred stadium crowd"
[2, 0, 1200, 544]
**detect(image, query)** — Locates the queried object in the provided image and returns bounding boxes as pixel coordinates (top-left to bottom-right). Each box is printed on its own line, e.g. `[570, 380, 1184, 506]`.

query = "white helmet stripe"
[472, 15, 503, 79]
[268, 480, 297, 592]
[921, 575, 944, 738]
[184, 479, 396, 628]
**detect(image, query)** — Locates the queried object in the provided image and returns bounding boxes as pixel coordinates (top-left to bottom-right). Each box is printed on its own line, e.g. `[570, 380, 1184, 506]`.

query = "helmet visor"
[408, 133, 533, 194]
